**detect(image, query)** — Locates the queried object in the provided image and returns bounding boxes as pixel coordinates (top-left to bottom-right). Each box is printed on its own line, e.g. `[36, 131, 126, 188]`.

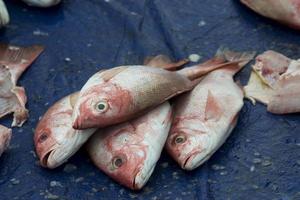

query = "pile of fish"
[0, 0, 61, 28]
[0, 44, 44, 157]
[34, 49, 256, 190]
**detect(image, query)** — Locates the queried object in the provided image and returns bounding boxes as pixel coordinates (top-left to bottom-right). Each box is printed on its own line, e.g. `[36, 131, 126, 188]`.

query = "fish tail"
[0, 43, 44, 83]
[178, 49, 255, 80]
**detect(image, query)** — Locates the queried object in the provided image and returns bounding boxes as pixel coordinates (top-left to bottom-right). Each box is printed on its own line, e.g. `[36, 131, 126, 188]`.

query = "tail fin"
[144, 55, 188, 71]
[179, 49, 256, 80]
[0, 44, 44, 84]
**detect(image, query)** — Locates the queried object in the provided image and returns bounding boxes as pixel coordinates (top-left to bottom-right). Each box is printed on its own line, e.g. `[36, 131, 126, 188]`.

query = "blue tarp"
[0, 0, 299, 199]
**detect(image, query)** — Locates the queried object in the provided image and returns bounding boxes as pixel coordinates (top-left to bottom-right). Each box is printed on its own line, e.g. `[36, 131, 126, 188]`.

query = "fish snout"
[35, 132, 57, 168]
[181, 150, 202, 170]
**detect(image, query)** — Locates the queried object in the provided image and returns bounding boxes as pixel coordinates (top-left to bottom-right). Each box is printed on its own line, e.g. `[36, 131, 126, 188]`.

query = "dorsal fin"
[98, 66, 127, 82]
[205, 90, 223, 121]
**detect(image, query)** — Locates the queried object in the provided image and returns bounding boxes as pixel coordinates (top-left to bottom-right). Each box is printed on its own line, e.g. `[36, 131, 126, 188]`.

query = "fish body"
[72, 65, 196, 129]
[244, 51, 300, 114]
[87, 102, 172, 190]
[166, 51, 254, 170]
[34, 92, 96, 169]
[241, 0, 300, 29]
[0, 44, 44, 126]
[0, 125, 11, 157]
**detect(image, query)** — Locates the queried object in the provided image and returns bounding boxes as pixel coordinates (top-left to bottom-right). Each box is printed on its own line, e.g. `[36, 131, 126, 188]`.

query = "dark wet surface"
[0, 0, 299, 199]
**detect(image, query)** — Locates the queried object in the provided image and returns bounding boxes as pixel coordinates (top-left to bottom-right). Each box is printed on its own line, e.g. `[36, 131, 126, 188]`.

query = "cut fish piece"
[0, 44, 44, 126]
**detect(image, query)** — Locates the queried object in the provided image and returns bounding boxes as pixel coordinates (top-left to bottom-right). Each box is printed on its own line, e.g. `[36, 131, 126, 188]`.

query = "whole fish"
[34, 92, 97, 169]
[34, 55, 186, 169]
[0, 125, 11, 157]
[0, 0, 9, 27]
[72, 56, 238, 130]
[0, 44, 44, 126]
[166, 51, 255, 170]
[244, 50, 300, 114]
[240, 0, 300, 29]
[87, 102, 172, 190]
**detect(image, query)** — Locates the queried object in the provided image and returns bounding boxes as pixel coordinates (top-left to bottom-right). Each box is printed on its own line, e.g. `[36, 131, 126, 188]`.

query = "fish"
[0, 0, 9, 28]
[21, 0, 61, 7]
[34, 55, 186, 169]
[0, 125, 12, 157]
[87, 102, 173, 190]
[166, 50, 255, 170]
[0, 44, 44, 126]
[34, 92, 97, 169]
[244, 50, 300, 114]
[72, 54, 241, 130]
[240, 0, 300, 30]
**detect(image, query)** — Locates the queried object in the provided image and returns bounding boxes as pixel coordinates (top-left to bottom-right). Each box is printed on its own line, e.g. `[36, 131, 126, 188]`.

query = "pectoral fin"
[205, 90, 223, 121]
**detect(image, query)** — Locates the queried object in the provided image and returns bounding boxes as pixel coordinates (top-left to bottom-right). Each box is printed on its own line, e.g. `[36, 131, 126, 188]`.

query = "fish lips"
[131, 163, 156, 190]
[181, 149, 210, 171]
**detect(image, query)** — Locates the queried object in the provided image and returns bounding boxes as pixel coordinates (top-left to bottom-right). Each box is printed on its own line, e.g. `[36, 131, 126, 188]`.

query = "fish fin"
[144, 55, 188, 71]
[178, 50, 255, 80]
[204, 90, 223, 121]
[0, 44, 44, 84]
[69, 92, 80, 107]
[99, 66, 128, 82]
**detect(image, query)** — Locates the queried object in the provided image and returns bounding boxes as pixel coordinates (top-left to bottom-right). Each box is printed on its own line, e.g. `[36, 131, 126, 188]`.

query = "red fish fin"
[0, 44, 44, 84]
[205, 90, 223, 121]
[69, 92, 80, 107]
[144, 55, 188, 71]
[99, 67, 128, 82]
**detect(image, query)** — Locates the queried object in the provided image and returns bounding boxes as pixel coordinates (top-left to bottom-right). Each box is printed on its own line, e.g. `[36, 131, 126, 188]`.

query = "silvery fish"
[241, 0, 300, 29]
[87, 102, 172, 190]
[21, 0, 61, 7]
[72, 57, 235, 130]
[0, 44, 44, 126]
[0, 125, 11, 157]
[244, 50, 300, 114]
[166, 51, 255, 170]
[34, 92, 97, 169]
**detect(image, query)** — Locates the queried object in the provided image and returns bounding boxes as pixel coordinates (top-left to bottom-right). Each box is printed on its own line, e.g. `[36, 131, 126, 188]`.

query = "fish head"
[35, 93, 94, 169]
[89, 126, 153, 190]
[166, 117, 211, 170]
[72, 80, 133, 129]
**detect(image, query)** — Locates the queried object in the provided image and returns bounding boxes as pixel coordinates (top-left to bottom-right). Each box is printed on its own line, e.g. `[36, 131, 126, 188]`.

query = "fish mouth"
[40, 148, 68, 169]
[132, 164, 156, 190]
[182, 150, 212, 170]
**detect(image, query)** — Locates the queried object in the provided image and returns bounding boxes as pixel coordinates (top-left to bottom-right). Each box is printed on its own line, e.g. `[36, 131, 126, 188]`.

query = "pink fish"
[0, 44, 44, 126]
[34, 92, 97, 169]
[166, 51, 255, 170]
[34, 56, 187, 169]
[72, 55, 238, 130]
[0, 125, 11, 157]
[244, 50, 300, 114]
[241, 0, 300, 29]
[87, 102, 172, 190]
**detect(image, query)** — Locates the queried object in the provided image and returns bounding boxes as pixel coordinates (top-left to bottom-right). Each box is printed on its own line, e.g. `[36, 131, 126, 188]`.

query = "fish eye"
[112, 156, 124, 168]
[95, 100, 109, 113]
[38, 133, 48, 143]
[174, 135, 186, 144]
